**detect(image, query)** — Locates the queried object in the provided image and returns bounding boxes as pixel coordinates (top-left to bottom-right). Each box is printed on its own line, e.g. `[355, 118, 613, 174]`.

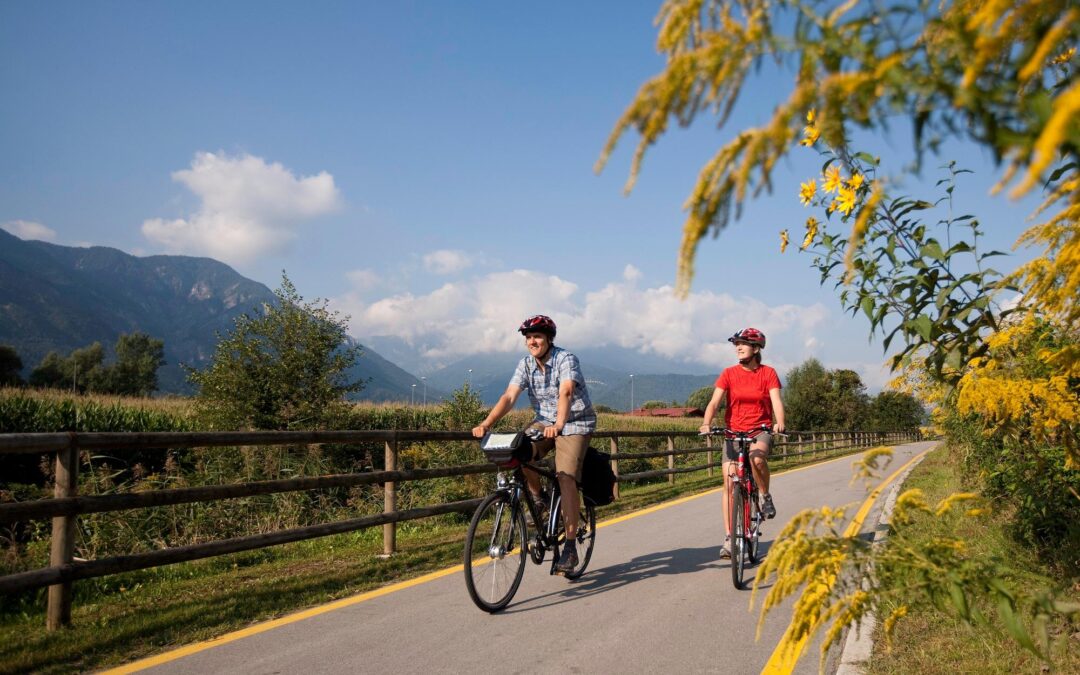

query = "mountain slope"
[0, 230, 434, 401]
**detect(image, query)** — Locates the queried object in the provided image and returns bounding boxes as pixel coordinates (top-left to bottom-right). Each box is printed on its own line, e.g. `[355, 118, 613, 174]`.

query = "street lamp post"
[467, 369, 473, 387]
[411, 383, 416, 406]
[630, 374, 634, 414]
[421, 376, 427, 406]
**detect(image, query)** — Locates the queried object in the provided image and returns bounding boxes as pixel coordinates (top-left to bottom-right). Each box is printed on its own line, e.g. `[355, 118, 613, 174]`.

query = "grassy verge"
[0, 445, 860, 674]
[866, 448, 1080, 675]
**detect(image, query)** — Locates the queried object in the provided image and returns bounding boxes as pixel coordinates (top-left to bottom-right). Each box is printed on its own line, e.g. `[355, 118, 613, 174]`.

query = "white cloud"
[141, 151, 341, 264]
[2, 220, 57, 242]
[334, 266, 830, 370]
[346, 268, 380, 291]
[423, 249, 473, 275]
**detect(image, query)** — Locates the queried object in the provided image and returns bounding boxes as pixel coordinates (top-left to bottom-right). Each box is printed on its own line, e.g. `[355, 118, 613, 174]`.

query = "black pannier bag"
[581, 447, 616, 506]
[479, 431, 532, 468]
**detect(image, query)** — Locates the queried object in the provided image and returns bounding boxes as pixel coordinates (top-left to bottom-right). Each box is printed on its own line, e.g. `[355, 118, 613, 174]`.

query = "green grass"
[866, 448, 1080, 675]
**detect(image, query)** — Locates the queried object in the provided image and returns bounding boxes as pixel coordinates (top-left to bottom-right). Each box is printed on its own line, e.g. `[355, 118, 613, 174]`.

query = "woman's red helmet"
[518, 314, 557, 339]
[728, 327, 766, 349]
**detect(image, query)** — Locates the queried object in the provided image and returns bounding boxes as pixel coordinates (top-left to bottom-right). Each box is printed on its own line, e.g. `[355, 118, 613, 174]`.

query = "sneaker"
[762, 493, 777, 519]
[554, 542, 578, 574]
[719, 536, 732, 559]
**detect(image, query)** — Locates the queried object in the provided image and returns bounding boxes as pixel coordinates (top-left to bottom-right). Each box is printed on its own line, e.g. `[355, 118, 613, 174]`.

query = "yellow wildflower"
[801, 124, 820, 147]
[802, 216, 819, 250]
[847, 173, 865, 190]
[780, 229, 790, 253]
[806, 109, 816, 124]
[1051, 46, 1075, 66]
[799, 179, 817, 205]
[823, 166, 844, 193]
[836, 186, 857, 215]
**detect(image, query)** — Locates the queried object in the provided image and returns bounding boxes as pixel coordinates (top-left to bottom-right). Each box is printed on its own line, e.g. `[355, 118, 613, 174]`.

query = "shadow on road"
[504, 538, 776, 613]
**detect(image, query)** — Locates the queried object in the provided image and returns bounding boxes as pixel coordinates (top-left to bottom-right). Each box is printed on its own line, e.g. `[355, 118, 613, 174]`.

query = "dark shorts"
[724, 431, 772, 462]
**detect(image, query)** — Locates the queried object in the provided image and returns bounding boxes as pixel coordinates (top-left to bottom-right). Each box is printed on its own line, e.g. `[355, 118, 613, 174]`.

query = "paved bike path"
[128, 441, 936, 675]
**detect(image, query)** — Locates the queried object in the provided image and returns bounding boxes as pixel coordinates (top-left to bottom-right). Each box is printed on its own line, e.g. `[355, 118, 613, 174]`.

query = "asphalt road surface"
[127, 441, 937, 675]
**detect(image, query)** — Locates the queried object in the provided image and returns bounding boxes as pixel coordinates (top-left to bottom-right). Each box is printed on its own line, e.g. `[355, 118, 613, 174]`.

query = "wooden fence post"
[706, 434, 713, 477]
[47, 441, 78, 630]
[383, 437, 397, 556]
[610, 437, 620, 500]
[667, 436, 675, 485]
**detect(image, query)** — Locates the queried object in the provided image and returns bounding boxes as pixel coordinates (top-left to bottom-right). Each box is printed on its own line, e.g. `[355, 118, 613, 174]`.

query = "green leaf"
[861, 295, 875, 322]
[948, 582, 970, 621]
[909, 315, 933, 341]
[920, 240, 945, 262]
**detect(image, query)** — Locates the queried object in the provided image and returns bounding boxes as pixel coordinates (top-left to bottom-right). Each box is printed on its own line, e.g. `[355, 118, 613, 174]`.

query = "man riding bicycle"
[471, 314, 597, 575]
[698, 327, 785, 559]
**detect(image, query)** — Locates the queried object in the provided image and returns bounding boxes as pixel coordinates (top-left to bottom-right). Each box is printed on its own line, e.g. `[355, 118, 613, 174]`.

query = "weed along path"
[107, 441, 938, 675]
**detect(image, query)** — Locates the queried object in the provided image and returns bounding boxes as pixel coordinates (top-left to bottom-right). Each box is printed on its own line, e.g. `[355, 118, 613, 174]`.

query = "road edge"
[833, 447, 932, 675]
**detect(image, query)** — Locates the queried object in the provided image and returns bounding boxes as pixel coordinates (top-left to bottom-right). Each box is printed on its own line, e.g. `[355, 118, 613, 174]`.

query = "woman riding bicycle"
[471, 314, 597, 575]
[698, 327, 785, 559]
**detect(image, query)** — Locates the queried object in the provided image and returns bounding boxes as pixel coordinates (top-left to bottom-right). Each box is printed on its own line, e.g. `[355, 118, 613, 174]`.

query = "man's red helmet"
[728, 327, 766, 349]
[519, 314, 557, 338]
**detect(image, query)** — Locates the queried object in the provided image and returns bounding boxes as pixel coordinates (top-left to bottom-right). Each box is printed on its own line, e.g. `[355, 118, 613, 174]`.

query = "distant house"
[630, 407, 705, 418]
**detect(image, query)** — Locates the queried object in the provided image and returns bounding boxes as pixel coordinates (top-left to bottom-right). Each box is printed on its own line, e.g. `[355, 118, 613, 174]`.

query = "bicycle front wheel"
[464, 492, 527, 612]
[730, 485, 747, 590]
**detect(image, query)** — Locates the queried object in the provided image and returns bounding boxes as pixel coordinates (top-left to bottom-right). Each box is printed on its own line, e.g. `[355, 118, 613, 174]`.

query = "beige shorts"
[526, 423, 591, 481]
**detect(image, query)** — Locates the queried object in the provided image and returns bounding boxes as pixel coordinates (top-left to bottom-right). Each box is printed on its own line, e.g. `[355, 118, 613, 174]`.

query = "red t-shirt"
[715, 364, 782, 432]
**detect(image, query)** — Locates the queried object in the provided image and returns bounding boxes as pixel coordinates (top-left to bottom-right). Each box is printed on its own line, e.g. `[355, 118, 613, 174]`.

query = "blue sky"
[0, 1, 1041, 388]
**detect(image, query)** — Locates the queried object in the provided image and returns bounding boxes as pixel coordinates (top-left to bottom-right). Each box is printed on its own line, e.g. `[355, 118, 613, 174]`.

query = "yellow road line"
[101, 447, 890, 673]
[760, 448, 930, 675]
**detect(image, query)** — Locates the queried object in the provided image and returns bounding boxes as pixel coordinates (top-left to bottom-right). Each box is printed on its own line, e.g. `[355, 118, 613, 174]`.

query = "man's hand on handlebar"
[542, 424, 561, 439]
[471, 424, 489, 438]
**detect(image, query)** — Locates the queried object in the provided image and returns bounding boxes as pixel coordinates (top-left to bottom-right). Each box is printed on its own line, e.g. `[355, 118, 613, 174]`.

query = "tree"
[782, 358, 830, 431]
[686, 385, 714, 410]
[29, 342, 106, 393]
[188, 273, 362, 430]
[106, 333, 166, 397]
[641, 400, 669, 409]
[868, 390, 925, 431]
[824, 369, 870, 430]
[0, 345, 24, 386]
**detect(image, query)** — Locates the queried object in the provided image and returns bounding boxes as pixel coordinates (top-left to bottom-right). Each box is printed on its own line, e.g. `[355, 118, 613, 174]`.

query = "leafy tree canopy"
[0, 345, 23, 387]
[188, 273, 362, 430]
[686, 385, 714, 410]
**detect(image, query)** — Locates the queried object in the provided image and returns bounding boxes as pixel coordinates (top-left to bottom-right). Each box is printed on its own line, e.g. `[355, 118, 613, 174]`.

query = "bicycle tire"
[463, 492, 527, 612]
[563, 493, 597, 580]
[731, 485, 746, 590]
[748, 490, 761, 565]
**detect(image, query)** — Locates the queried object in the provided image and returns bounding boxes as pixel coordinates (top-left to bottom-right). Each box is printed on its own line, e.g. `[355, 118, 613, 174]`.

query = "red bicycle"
[704, 426, 769, 589]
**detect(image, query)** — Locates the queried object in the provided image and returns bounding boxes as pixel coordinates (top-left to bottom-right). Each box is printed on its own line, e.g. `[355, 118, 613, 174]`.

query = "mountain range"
[1, 230, 720, 406]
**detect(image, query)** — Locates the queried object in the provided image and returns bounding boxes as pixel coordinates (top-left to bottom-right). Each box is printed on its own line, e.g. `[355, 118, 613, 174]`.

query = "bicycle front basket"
[480, 431, 529, 467]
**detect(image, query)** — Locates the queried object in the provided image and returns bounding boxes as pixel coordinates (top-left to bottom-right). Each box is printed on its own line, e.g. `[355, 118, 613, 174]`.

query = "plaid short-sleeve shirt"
[510, 346, 596, 435]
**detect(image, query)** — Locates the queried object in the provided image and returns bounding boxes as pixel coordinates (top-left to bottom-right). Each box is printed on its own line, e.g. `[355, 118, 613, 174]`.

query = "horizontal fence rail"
[0, 427, 919, 629]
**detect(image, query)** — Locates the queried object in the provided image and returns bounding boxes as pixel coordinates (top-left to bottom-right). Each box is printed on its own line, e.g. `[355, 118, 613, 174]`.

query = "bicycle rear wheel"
[730, 485, 747, 590]
[559, 492, 596, 580]
[464, 492, 527, 612]
[748, 491, 762, 565]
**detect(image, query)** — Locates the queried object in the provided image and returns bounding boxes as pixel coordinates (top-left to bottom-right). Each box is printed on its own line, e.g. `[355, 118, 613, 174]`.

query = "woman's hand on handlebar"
[471, 424, 489, 438]
[698, 424, 712, 435]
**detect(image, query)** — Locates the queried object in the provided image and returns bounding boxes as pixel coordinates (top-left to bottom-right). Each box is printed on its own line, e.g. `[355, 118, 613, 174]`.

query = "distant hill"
[0, 230, 439, 402]
[422, 352, 716, 410]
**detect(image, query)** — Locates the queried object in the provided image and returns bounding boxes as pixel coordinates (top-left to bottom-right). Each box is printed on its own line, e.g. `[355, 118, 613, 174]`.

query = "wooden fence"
[0, 428, 919, 629]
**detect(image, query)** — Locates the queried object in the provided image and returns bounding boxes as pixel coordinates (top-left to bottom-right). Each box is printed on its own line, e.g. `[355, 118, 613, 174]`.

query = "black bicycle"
[463, 430, 597, 612]
[703, 426, 770, 589]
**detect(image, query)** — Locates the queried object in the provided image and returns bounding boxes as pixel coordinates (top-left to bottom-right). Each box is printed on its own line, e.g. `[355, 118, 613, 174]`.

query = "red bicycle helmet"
[728, 327, 766, 349]
[518, 314, 557, 338]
